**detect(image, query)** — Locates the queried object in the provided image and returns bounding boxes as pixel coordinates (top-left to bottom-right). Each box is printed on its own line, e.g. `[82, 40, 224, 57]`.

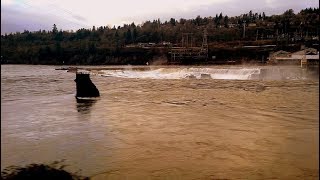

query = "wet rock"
[200, 74, 211, 79]
[255, 84, 266, 92]
[243, 84, 266, 92]
[74, 73, 100, 98]
[186, 74, 197, 79]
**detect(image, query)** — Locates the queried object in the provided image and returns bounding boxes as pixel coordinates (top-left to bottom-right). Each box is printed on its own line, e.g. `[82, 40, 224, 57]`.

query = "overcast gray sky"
[1, 0, 319, 34]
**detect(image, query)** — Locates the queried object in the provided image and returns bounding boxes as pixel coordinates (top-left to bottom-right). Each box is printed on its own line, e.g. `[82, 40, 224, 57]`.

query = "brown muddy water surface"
[1, 65, 319, 179]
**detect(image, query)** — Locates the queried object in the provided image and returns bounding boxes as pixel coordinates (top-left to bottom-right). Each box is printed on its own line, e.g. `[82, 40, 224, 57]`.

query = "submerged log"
[74, 73, 100, 98]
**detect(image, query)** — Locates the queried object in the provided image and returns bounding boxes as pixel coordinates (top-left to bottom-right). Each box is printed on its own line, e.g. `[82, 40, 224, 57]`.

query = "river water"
[1, 65, 319, 179]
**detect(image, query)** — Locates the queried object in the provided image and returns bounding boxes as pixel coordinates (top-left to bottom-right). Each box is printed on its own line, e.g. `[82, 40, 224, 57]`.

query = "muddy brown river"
[1, 65, 319, 179]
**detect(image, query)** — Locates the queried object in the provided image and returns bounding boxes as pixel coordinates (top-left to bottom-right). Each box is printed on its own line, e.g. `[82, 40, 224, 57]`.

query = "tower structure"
[182, 33, 193, 48]
[202, 28, 208, 57]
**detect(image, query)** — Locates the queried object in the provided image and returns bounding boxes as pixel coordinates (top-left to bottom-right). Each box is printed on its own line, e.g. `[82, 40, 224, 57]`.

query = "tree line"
[1, 8, 319, 65]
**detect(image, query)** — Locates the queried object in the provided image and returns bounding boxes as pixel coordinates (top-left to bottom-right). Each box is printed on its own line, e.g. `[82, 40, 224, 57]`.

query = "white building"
[268, 48, 319, 65]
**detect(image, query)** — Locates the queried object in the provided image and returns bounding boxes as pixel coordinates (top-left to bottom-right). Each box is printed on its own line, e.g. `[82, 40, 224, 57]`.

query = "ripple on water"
[1, 65, 319, 179]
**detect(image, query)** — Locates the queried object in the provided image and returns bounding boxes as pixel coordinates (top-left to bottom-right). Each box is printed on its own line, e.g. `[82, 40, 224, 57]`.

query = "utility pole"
[186, 34, 189, 48]
[131, 28, 134, 43]
[243, 21, 246, 39]
[202, 28, 208, 58]
[182, 33, 193, 48]
[182, 35, 185, 47]
[191, 36, 193, 47]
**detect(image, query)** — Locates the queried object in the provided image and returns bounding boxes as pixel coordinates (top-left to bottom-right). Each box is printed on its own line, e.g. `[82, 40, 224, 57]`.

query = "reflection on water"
[76, 98, 98, 113]
[1, 65, 319, 180]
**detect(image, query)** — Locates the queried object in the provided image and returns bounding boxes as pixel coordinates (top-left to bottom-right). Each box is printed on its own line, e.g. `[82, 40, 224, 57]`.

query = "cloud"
[1, 0, 16, 5]
[1, 1, 89, 34]
[134, 0, 318, 23]
[1, 0, 319, 34]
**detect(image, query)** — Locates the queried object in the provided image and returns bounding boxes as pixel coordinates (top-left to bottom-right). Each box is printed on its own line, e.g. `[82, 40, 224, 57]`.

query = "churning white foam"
[88, 66, 306, 80]
[92, 67, 265, 80]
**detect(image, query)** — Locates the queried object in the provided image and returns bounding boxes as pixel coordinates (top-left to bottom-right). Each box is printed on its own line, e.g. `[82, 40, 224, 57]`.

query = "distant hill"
[1, 8, 319, 65]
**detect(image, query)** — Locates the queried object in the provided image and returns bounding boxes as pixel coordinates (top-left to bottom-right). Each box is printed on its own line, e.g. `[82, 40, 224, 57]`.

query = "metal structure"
[181, 33, 194, 48]
[168, 29, 208, 64]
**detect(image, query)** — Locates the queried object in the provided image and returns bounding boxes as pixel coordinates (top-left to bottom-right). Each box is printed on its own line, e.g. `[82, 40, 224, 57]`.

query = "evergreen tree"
[249, 10, 253, 19]
[224, 15, 229, 28]
[52, 24, 58, 34]
[214, 14, 219, 27]
[219, 13, 223, 20]
[126, 29, 132, 43]
[196, 15, 202, 26]
[133, 28, 138, 42]
[170, 18, 176, 26]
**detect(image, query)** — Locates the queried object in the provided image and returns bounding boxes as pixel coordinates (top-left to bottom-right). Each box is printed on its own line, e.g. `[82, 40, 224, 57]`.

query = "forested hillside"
[1, 8, 319, 65]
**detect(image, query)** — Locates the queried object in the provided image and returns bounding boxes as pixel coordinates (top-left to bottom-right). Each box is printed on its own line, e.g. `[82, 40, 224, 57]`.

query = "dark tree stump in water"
[74, 73, 100, 98]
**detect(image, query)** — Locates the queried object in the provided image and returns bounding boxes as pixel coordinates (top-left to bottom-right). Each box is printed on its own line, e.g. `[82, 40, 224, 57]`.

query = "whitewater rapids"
[79, 66, 311, 80]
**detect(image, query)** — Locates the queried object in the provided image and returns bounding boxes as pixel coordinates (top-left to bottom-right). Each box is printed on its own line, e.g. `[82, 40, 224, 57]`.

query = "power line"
[18, 0, 89, 30]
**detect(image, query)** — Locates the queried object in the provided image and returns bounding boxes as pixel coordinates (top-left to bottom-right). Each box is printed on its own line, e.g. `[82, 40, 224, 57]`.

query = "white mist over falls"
[82, 66, 312, 80]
